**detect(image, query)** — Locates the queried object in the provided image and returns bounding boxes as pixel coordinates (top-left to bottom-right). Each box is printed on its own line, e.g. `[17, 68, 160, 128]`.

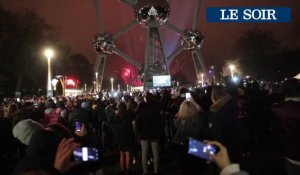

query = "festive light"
[135, 0, 170, 26]
[181, 29, 204, 50]
[66, 79, 76, 87]
[93, 32, 115, 54]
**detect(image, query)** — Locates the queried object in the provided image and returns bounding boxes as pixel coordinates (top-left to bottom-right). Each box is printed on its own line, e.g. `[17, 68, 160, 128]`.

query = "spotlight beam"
[157, 28, 170, 74]
[167, 46, 184, 65]
[163, 22, 184, 36]
[119, 0, 136, 7]
[113, 20, 137, 39]
[191, 50, 207, 81]
[93, 0, 104, 32]
[94, 54, 106, 90]
[192, 0, 202, 30]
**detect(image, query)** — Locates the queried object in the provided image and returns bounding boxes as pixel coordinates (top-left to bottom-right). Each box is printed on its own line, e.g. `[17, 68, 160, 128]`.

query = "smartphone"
[73, 147, 99, 162]
[185, 93, 192, 101]
[188, 138, 218, 160]
[74, 121, 81, 132]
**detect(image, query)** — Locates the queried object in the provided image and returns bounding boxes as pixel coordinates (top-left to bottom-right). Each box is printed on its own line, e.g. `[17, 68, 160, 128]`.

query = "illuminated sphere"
[93, 32, 115, 54]
[181, 29, 204, 50]
[135, 0, 170, 26]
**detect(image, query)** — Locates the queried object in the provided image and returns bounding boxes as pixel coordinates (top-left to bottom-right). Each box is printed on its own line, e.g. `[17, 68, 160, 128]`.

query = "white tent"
[294, 73, 300, 80]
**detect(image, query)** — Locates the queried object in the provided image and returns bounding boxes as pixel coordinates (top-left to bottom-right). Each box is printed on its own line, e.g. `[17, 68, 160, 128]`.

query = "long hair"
[178, 100, 199, 122]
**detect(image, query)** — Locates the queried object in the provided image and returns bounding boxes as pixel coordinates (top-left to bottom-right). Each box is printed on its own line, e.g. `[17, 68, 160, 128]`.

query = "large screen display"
[153, 75, 171, 87]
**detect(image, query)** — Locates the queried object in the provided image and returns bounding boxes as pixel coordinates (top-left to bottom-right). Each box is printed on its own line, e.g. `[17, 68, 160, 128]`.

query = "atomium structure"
[93, 0, 206, 90]
[93, 32, 115, 54]
[181, 29, 204, 51]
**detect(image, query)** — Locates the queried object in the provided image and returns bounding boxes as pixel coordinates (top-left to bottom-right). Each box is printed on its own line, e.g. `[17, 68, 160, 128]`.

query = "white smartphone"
[185, 93, 192, 101]
[73, 147, 99, 162]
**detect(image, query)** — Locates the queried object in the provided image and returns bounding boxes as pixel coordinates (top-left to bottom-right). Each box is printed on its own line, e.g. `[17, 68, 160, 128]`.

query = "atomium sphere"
[181, 29, 204, 50]
[135, 0, 170, 26]
[93, 32, 115, 54]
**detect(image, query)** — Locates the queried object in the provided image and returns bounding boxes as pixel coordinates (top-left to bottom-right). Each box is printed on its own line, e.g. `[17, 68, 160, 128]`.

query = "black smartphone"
[74, 121, 81, 132]
[73, 147, 99, 162]
[188, 138, 218, 160]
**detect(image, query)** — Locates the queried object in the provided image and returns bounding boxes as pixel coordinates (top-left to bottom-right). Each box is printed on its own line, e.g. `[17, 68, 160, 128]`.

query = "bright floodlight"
[44, 49, 54, 59]
[229, 64, 235, 78]
[229, 64, 235, 71]
[232, 76, 238, 82]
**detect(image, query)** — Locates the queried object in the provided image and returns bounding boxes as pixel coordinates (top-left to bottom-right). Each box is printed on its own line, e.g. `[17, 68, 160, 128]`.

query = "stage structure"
[93, 0, 206, 89]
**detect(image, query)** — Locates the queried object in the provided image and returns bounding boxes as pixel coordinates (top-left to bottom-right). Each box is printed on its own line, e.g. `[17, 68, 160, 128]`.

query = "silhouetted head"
[282, 78, 300, 98]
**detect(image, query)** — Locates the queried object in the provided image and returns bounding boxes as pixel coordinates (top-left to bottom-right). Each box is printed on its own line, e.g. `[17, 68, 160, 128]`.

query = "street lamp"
[201, 73, 204, 88]
[95, 72, 98, 92]
[229, 64, 235, 78]
[44, 48, 54, 97]
[110, 78, 114, 91]
[127, 84, 129, 92]
[118, 84, 120, 92]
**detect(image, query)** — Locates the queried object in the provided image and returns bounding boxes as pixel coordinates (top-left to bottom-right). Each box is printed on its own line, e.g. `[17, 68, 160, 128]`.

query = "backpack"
[44, 109, 61, 125]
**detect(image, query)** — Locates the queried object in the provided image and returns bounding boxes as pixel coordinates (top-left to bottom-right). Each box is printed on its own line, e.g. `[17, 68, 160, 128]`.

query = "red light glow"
[66, 79, 76, 86]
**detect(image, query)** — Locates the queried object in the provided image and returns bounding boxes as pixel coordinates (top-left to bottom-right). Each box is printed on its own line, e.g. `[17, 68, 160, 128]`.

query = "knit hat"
[13, 119, 44, 145]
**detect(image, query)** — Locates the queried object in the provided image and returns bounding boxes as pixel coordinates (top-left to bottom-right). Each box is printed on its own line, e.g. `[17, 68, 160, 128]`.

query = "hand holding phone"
[54, 138, 80, 173]
[188, 138, 219, 160]
[205, 141, 231, 170]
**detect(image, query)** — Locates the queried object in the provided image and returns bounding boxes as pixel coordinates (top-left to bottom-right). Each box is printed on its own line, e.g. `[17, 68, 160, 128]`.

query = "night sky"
[2, 0, 300, 83]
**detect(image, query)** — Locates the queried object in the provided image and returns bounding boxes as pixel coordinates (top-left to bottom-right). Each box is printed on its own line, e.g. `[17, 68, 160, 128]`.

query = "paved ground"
[100, 147, 179, 175]
[97, 142, 287, 175]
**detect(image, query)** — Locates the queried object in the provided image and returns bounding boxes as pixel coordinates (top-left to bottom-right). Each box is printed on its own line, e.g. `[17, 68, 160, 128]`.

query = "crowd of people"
[0, 75, 299, 175]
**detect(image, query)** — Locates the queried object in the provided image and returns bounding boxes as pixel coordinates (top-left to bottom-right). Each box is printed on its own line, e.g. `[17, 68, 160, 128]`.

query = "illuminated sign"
[207, 7, 291, 23]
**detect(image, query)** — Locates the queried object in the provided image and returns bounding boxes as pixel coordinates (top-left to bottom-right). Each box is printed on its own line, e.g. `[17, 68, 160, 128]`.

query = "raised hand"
[54, 138, 81, 173]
